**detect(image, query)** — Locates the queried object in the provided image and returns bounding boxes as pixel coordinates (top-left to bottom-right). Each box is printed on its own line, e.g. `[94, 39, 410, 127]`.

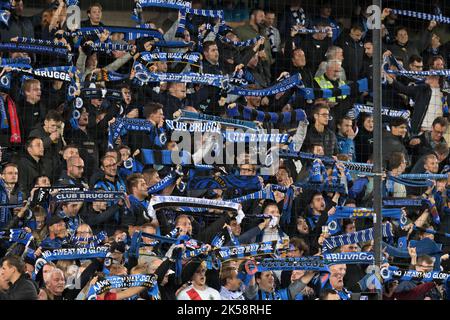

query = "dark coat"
[390, 79, 432, 134]
[0, 274, 39, 300]
[382, 130, 409, 166]
[18, 153, 51, 197]
[29, 126, 63, 183]
[337, 32, 365, 82]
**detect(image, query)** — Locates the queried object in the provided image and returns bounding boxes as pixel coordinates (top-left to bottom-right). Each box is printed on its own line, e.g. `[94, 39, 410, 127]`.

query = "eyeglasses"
[433, 130, 446, 135]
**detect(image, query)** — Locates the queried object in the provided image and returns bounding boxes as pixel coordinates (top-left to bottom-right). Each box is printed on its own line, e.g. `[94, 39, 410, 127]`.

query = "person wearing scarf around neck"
[278, 0, 310, 45]
[39, 215, 69, 250]
[324, 264, 351, 300]
[246, 269, 313, 300]
[0, 163, 23, 229]
[220, 264, 256, 300]
[93, 155, 126, 194]
[122, 173, 153, 228]
[57, 201, 84, 236]
[303, 191, 339, 255]
[57, 155, 89, 189]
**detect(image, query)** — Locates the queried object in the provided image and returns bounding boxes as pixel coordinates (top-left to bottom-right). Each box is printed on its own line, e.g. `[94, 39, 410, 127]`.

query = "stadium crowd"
[0, 0, 450, 300]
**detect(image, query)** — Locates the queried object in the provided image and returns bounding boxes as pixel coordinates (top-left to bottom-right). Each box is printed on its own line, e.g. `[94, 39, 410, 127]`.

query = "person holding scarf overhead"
[0, 163, 23, 230]
[122, 173, 152, 228]
[247, 270, 313, 300]
[0, 0, 43, 41]
[235, 9, 272, 71]
[57, 201, 84, 236]
[123, 102, 166, 154]
[93, 155, 126, 194]
[39, 215, 69, 249]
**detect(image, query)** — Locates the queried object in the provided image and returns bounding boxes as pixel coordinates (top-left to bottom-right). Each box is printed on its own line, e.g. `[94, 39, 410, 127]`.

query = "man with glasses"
[408, 55, 424, 72]
[409, 116, 448, 164]
[93, 155, 126, 193]
[405, 55, 424, 86]
[304, 104, 338, 157]
[0, 163, 23, 229]
[382, 117, 410, 167]
[57, 156, 89, 189]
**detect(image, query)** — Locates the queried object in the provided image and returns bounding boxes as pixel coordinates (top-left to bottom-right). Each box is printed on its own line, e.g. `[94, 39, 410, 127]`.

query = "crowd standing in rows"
[0, 0, 450, 300]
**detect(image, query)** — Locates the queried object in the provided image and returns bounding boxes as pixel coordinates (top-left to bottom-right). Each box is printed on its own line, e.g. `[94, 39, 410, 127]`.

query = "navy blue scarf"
[133, 0, 192, 23]
[391, 9, 450, 24]
[298, 78, 369, 100]
[69, 26, 163, 41]
[138, 51, 202, 66]
[108, 118, 165, 148]
[15, 37, 67, 48]
[187, 174, 261, 190]
[381, 266, 449, 282]
[87, 274, 158, 300]
[278, 150, 374, 174]
[147, 171, 180, 194]
[176, 110, 258, 131]
[227, 104, 307, 126]
[36, 246, 109, 274]
[215, 240, 282, 261]
[0, 42, 69, 59]
[322, 224, 394, 253]
[246, 257, 329, 273]
[81, 88, 123, 101]
[87, 42, 135, 54]
[141, 149, 192, 166]
[230, 74, 303, 97]
[53, 190, 126, 203]
[351, 104, 410, 120]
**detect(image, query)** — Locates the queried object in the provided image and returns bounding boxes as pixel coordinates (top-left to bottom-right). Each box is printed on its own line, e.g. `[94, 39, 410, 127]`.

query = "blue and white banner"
[391, 9, 450, 24]
[229, 74, 303, 97]
[351, 104, 410, 119]
[215, 240, 282, 260]
[53, 190, 126, 203]
[176, 110, 258, 131]
[139, 51, 202, 64]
